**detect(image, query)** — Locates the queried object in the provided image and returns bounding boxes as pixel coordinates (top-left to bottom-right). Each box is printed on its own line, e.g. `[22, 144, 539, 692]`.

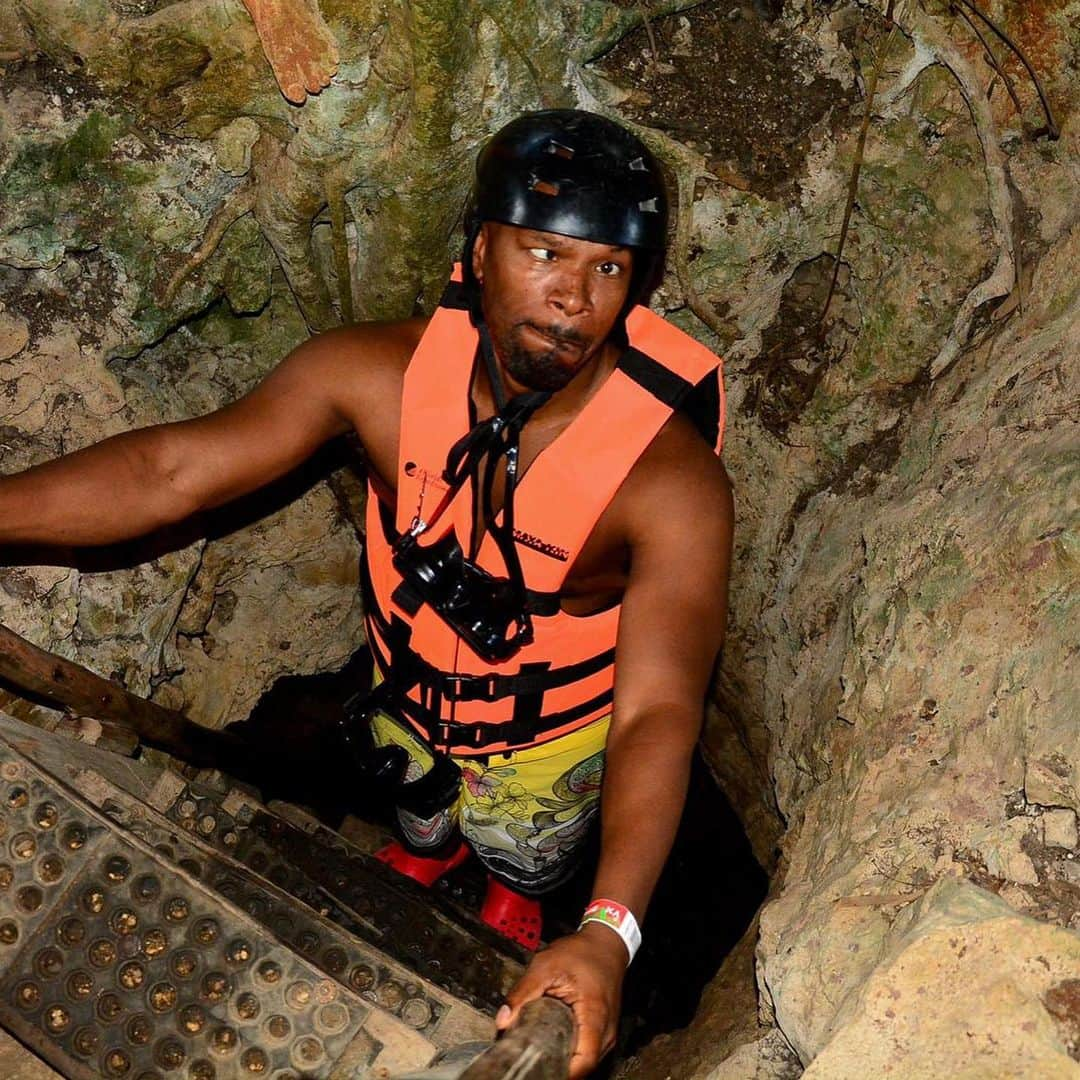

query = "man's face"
[471, 222, 633, 393]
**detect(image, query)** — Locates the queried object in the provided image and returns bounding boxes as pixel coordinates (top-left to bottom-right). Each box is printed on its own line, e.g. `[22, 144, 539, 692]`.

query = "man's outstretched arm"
[0, 324, 406, 549]
[498, 429, 734, 1077]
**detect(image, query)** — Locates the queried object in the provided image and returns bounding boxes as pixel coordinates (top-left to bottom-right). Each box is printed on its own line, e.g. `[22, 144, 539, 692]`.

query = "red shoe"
[480, 876, 543, 951]
[375, 840, 470, 887]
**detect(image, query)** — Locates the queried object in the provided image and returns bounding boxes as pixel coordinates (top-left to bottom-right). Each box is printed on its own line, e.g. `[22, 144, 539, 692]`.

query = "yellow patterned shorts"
[370, 709, 610, 894]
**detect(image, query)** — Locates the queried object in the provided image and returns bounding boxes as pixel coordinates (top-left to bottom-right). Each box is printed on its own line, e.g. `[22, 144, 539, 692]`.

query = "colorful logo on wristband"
[585, 902, 626, 927]
[579, 898, 640, 964]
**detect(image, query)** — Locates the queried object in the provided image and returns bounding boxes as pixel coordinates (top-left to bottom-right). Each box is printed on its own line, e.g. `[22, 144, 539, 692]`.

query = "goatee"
[500, 322, 588, 392]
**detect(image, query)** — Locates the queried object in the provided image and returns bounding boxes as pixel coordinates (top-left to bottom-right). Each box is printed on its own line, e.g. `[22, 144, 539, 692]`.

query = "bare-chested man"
[0, 110, 732, 1077]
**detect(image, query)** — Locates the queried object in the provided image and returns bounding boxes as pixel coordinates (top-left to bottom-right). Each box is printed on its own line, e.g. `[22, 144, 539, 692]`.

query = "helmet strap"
[476, 317, 509, 413]
[462, 218, 484, 325]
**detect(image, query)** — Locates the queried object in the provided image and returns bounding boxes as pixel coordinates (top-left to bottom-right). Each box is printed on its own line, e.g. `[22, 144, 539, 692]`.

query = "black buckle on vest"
[443, 672, 500, 702]
[436, 719, 489, 749]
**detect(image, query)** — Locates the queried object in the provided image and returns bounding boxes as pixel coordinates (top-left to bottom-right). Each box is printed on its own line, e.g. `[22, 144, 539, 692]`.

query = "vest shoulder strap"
[623, 304, 726, 454]
[439, 278, 470, 311]
[618, 346, 694, 410]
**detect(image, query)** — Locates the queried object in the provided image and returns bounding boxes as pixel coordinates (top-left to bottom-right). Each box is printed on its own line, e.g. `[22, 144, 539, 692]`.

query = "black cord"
[389, 314, 552, 658]
[480, 412, 529, 604]
[477, 319, 508, 412]
[414, 319, 549, 583]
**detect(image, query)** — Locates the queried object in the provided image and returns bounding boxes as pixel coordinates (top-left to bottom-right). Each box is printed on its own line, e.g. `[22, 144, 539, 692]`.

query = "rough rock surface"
[0, 0, 1078, 1076]
[800, 879, 1080, 1078]
[0, 1030, 61, 1080]
[0, 41, 367, 725]
[755, 211, 1080, 1065]
[705, 1030, 803, 1080]
[602, 0, 1080, 1075]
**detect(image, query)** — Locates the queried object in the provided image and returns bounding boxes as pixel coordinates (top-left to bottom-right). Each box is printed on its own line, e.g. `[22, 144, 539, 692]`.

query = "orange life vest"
[363, 274, 725, 758]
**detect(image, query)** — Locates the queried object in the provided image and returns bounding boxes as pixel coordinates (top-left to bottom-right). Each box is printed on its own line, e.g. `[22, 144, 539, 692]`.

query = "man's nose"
[549, 269, 590, 317]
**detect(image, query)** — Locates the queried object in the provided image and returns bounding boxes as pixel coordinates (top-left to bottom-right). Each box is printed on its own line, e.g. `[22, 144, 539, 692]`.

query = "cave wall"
[1, 0, 1078, 1076]
[696, 3, 1080, 1076]
[755, 215, 1079, 1076]
[0, 0, 663, 724]
[606, 1, 1077, 1076]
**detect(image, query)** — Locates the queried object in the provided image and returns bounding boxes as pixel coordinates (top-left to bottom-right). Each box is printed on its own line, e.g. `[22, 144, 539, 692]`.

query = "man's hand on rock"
[496, 923, 628, 1078]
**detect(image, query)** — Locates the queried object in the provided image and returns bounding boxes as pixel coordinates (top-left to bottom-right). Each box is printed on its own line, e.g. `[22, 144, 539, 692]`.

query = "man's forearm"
[590, 707, 699, 920]
[0, 426, 198, 547]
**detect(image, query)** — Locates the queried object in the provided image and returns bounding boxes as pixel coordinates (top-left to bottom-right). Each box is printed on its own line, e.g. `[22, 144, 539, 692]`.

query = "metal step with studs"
[0, 715, 524, 1013]
[0, 733, 443, 1077]
[143, 774, 529, 1008]
[0, 715, 521, 1078]
[74, 768, 494, 1049]
[230, 815, 524, 1013]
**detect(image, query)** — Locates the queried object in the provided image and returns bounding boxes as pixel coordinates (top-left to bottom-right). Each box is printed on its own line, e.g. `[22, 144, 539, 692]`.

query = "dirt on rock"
[596, 2, 855, 200]
[743, 252, 860, 437]
[0, 55, 111, 121]
[0, 253, 122, 349]
[1044, 979, 1080, 1063]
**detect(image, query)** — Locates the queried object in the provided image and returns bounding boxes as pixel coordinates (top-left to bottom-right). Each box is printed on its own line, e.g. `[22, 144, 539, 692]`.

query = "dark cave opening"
[242, 656, 769, 1067]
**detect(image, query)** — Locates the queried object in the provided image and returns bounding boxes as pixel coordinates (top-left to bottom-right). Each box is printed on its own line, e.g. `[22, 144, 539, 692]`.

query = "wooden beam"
[460, 999, 575, 1080]
[0, 622, 247, 768]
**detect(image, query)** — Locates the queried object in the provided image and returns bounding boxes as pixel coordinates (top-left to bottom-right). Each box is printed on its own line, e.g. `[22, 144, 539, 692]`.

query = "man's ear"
[471, 223, 487, 285]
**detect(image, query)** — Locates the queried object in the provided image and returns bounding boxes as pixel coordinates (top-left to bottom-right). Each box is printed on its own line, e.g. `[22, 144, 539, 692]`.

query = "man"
[0, 110, 732, 1077]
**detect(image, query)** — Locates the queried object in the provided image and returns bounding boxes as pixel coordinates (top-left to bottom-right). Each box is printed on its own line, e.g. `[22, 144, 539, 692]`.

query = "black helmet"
[464, 109, 668, 310]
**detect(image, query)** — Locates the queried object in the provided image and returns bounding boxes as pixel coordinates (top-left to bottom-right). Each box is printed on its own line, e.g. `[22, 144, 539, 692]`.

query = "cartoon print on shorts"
[461, 764, 531, 822]
[504, 750, 605, 874]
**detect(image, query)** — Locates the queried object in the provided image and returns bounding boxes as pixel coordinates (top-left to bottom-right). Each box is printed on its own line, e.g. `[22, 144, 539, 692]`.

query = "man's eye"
[597, 262, 623, 277]
[528, 248, 556, 261]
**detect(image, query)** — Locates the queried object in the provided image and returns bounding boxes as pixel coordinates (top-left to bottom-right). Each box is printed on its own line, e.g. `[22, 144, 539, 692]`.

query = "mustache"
[515, 321, 588, 348]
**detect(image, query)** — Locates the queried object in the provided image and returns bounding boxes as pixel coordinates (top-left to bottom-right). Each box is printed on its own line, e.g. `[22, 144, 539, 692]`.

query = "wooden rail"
[0, 622, 248, 767]
[0, 622, 385, 812]
[460, 998, 575, 1079]
[397, 998, 575, 1080]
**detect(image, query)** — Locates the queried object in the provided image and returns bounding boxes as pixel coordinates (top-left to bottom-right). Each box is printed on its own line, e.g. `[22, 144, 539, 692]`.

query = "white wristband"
[578, 898, 641, 965]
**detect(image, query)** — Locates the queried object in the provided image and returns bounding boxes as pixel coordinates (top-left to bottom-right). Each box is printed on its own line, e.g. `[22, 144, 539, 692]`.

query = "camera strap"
[397, 318, 550, 629]
[471, 319, 550, 611]
[339, 681, 463, 819]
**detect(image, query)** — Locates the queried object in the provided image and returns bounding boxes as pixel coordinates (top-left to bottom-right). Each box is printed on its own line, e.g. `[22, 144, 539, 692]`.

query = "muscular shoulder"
[274, 316, 427, 439]
[618, 414, 733, 551]
[608, 414, 734, 705]
[283, 317, 426, 391]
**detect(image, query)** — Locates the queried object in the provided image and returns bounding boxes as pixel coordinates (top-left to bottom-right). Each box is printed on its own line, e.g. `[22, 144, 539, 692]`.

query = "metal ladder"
[0, 714, 572, 1079]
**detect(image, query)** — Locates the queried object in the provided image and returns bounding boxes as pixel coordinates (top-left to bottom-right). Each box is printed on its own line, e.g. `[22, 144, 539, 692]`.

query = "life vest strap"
[367, 620, 615, 752]
[363, 551, 615, 751]
[440, 279, 470, 311]
[392, 677, 615, 753]
[367, 603, 616, 705]
[617, 347, 694, 409]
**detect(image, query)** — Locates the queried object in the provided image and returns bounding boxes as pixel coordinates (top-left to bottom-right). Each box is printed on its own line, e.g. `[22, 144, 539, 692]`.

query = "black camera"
[338, 689, 463, 818]
[391, 530, 533, 662]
